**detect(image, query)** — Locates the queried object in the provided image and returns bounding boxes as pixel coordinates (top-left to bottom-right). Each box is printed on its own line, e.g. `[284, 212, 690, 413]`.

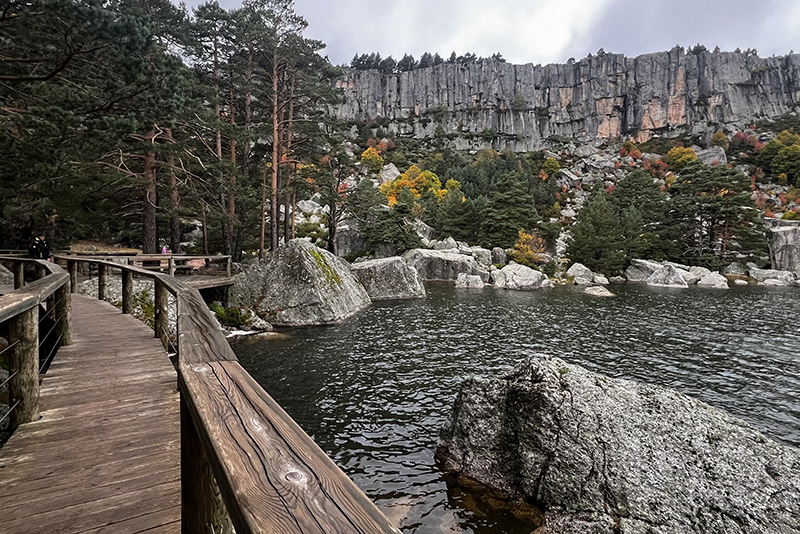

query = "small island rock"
[566, 263, 594, 285]
[697, 272, 730, 289]
[584, 286, 614, 297]
[491, 263, 553, 290]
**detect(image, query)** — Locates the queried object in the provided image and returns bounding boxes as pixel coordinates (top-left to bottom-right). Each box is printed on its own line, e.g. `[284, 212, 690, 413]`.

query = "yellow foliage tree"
[509, 229, 548, 267]
[360, 146, 384, 174]
[666, 147, 699, 172]
[380, 165, 456, 206]
[711, 130, 729, 151]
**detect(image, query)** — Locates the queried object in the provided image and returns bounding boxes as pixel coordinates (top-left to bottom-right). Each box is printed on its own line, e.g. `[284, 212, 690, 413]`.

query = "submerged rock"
[402, 249, 489, 282]
[646, 264, 689, 288]
[231, 239, 371, 326]
[455, 273, 485, 289]
[350, 256, 426, 300]
[491, 263, 553, 290]
[437, 356, 800, 534]
[584, 286, 614, 297]
[624, 259, 662, 282]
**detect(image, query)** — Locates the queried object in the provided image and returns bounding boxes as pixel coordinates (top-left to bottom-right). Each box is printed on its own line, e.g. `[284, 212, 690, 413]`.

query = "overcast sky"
[186, 0, 800, 65]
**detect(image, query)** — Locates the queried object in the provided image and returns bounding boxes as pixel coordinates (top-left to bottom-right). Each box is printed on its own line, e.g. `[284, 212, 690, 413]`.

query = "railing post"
[169, 257, 176, 277]
[154, 279, 169, 349]
[122, 270, 133, 314]
[68, 260, 77, 293]
[14, 262, 24, 289]
[57, 280, 72, 346]
[181, 392, 233, 534]
[98, 264, 107, 301]
[9, 306, 39, 432]
[226, 257, 231, 277]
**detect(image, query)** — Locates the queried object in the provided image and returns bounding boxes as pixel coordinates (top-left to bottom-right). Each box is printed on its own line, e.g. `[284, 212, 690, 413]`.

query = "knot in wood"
[285, 471, 305, 483]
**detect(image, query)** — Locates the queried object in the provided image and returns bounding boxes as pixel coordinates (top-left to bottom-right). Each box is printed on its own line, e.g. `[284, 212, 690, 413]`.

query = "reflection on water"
[232, 283, 800, 533]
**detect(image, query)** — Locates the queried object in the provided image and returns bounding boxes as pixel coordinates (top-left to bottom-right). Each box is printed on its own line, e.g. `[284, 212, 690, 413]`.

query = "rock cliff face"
[333, 49, 800, 150]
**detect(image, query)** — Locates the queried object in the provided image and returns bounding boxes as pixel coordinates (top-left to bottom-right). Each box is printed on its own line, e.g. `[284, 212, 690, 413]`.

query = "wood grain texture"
[154, 279, 169, 349]
[179, 361, 399, 534]
[0, 295, 180, 534]
[176, 289, 237, 365]
[122, 270, 133, 314]
[8, 306, 39, 431]
[98, 263, 107, 301]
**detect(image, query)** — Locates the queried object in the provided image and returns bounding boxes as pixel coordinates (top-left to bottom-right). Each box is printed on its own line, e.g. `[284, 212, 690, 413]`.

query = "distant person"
[162, 245, 168, 254]
[28, 234, 50, 261]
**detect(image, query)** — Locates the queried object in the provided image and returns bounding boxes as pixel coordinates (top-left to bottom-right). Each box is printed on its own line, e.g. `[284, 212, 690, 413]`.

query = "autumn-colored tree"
[509, 230, 548, 267]
[666, 146, 699, 172]
[710, 130, 730, 151]
[773, 144, 800, 185]
[541, 157, 561, 178]
[380, 165, 451, 206]
[360, 146, 384, 174]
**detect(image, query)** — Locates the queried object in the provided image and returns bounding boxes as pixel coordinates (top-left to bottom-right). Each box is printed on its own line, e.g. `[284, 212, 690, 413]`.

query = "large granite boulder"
[231, 239, 371, 326]
[695, 145, 728, 167]
[470, 247, 492, 268]
[624, 259, 662, 282]
[402, 249, 489, 282]
[697, 272, 730, 289]
[0, 263, 13, 285]
[491, 263, 553, 290]
[566, 263, 593, 285]
[769, 222, 800, 276]
[676, 267, 700, 284]
[647, 264, 689, 288]
[334, 225, 367, 258]
[350, 257, 425, 300]
[749, 267, 796, 286]
[432, 236, 458, 251]
[437, 356, 800, 534]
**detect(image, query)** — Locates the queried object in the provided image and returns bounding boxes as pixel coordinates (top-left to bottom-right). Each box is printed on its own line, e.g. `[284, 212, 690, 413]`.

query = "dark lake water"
[232, 283, 800, 533]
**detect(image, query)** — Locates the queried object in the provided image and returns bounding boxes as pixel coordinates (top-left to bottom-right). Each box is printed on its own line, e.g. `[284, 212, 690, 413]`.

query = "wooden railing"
[0, 258, 71, 433]
[56, 252, 232, 277]
[17, 254, 397, 534]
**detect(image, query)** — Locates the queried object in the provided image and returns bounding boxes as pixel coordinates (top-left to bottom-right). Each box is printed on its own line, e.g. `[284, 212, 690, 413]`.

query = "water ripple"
[234, 283, 800, 533]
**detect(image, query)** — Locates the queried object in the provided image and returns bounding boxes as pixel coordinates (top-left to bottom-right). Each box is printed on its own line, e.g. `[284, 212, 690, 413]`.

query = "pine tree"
[479, 173, 539, 249]
[567, 191, 626, 275]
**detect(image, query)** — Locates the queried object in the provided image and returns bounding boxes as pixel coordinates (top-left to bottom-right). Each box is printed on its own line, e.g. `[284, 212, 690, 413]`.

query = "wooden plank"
[0, 294, 180, 532]
[177, 289, 237, 365]
[79, 508, 180, 534]
[179, 361, 399, 534]
[1, 480, 180, 534]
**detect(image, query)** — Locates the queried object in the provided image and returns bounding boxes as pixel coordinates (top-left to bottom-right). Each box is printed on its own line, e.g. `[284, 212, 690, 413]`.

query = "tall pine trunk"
[142, 128, 157, 254]
[270, 50, 280, 250]
[165, 128, 180, 254]
[225, 89, 236, 256]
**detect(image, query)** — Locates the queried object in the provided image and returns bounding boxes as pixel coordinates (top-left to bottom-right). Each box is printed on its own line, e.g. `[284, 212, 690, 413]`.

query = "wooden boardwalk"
[0, 295, 180, 534]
